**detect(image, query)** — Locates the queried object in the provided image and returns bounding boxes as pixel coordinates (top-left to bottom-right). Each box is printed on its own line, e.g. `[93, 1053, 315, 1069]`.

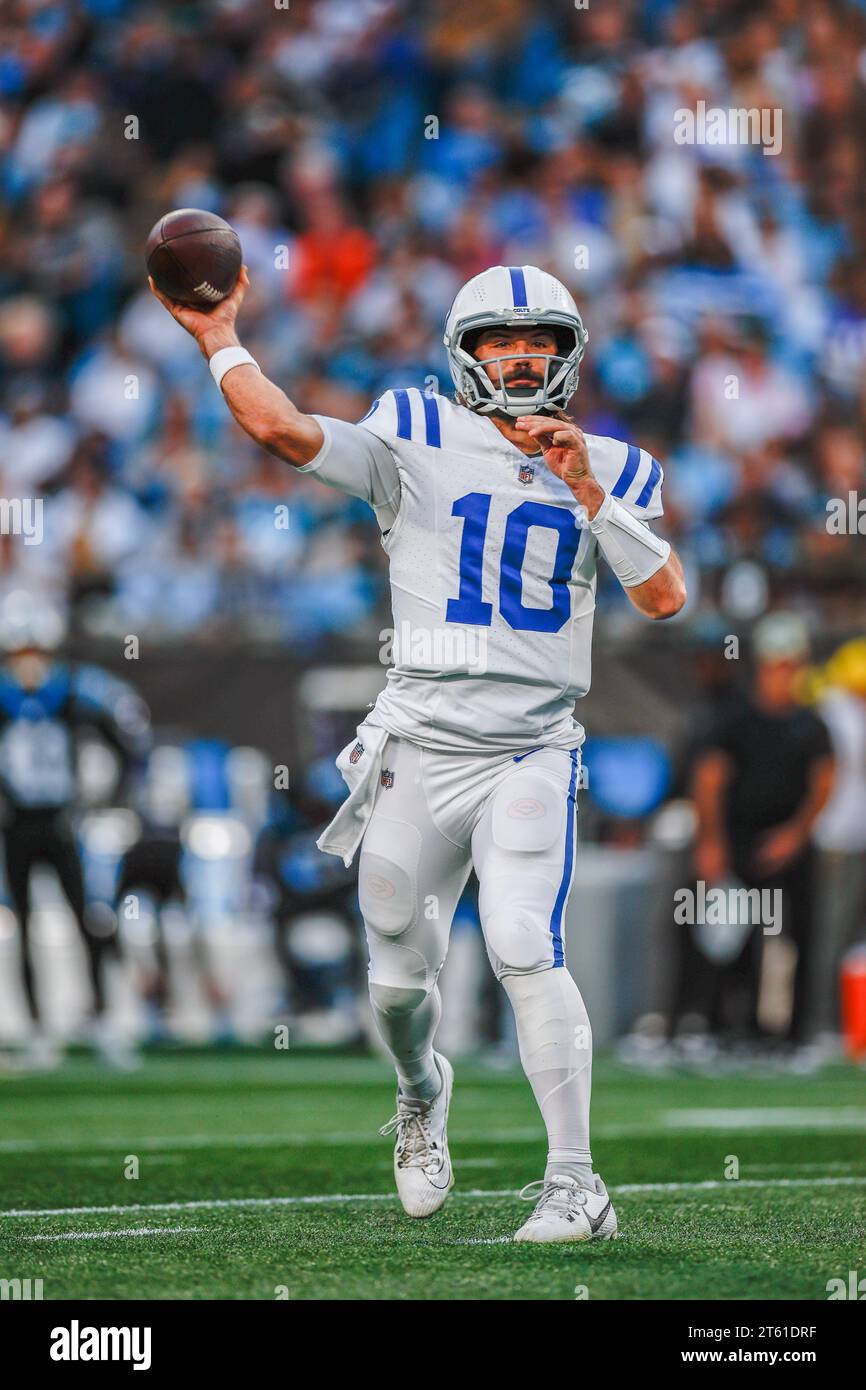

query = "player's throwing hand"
[149, 265, 250, 359]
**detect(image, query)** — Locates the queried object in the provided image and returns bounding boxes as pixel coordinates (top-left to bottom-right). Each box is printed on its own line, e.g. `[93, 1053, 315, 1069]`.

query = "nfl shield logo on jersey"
[380, 768, 395, 789]
[349, 740, 364, 764]
[518, 462, 535, 486]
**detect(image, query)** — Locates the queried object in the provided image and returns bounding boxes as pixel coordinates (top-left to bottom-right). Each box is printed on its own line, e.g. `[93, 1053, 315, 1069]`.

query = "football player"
[0, 592, 149, 1068]
[151, 262, 686, 1242]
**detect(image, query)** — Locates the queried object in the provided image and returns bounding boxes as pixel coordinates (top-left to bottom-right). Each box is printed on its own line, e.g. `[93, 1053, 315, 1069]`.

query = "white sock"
[369, 982, 442, 1102]
[502, 968, 594, 1187]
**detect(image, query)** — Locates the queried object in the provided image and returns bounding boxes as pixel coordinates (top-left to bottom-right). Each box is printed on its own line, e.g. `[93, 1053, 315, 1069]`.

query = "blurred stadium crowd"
[1, 0, 865, 645]
[1, 0, 865, 1063]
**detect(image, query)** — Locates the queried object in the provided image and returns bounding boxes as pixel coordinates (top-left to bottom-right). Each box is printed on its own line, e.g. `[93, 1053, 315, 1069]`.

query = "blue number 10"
[445, 492, 581, 633]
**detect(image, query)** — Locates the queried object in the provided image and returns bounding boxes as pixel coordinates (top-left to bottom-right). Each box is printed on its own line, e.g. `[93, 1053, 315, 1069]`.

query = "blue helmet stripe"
[611, 443, 641, 499]
[393, 389, 412, 440]
[634, 454, 662, 508]
[421, 391, 441, 448]
[508, 266, 528, 307]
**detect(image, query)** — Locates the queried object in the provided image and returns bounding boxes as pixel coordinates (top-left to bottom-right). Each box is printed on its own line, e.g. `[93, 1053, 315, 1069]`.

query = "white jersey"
[299, 389, 664, 753]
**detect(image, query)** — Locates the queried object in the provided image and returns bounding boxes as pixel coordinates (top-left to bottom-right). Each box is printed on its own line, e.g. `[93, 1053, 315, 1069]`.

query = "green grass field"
[1, 1050, 864, 1301]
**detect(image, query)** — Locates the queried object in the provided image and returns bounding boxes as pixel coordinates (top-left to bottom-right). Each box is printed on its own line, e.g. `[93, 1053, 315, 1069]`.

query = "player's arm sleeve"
[298, 406, 402, 532]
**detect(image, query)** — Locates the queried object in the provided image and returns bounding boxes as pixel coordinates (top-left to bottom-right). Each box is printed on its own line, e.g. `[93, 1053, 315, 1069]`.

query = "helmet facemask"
[448, 312, 588, 418]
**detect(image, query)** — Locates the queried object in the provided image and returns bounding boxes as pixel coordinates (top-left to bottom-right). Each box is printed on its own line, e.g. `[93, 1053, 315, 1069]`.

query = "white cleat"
[379, 1053, 455, 1218]
[89, 1017, 141, 1072]
[18, 1031, 62, 1073]
[513, 1173, 618, 1244]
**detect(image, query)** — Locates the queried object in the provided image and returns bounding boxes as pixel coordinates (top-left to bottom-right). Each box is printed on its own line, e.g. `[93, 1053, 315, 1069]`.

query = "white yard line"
[22, 1226, 202, 1241]
[3, 1175, 866, 1222]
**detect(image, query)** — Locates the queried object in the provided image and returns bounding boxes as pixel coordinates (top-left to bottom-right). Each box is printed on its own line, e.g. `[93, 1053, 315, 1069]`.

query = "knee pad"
[358, 818, 421, 938]
[482, 893, 556, 973]
[369, 981, 429, 1019]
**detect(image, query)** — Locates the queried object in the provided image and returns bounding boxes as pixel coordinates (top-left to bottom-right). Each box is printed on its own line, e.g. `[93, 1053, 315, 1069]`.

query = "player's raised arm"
[149, 267, 323, 466]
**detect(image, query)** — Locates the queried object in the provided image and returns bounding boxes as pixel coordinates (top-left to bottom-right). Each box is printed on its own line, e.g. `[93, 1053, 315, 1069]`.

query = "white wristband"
[209, 346, 260, 393]
[589, 491, 670, 588]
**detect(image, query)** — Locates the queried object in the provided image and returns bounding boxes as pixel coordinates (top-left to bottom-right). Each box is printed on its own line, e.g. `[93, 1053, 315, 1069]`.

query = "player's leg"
[359, 736, 471, 1216]
[50, 824, 137, 1069]
[472, 749, 616, 1242]
[781, 852, 817, 1047]
[3, 819, 64, 1068]
[3, 822, 39, 1021]
[361, 738, 471, 1098]
[47, 824, 107, 1015]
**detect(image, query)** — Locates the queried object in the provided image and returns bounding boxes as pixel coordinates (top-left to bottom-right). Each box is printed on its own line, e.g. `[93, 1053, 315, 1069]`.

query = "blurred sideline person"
[251, 785, 360, 1042]
[152, 261, 686, 1244]
[114, 816, 185, 1037]
[114, 811, 235, 1041]
[0, 592, 149, 1067]
[810, 640, 866, 1040]
[114, 748, 234, 1043]
[689, 613, 834, 1052]
[625, 617, 741, 1064]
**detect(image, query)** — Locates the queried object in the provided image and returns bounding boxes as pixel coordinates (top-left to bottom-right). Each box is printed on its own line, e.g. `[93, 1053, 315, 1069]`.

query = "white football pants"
[358, 734, 593, 1166]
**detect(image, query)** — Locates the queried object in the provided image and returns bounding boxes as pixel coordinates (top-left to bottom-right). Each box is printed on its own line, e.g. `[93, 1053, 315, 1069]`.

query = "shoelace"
[379, 1102, 443, 1173]
[518, 1178, 590, 1217]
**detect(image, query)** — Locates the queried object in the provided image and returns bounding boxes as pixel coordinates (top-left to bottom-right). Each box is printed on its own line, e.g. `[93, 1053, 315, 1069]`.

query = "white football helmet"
[444, 264, 588, 417]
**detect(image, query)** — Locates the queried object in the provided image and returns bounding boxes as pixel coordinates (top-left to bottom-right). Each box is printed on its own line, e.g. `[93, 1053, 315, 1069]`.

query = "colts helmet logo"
[518, 462, 536, 486]
[349, 741, 364, 764]
[380, 768, 395, 789]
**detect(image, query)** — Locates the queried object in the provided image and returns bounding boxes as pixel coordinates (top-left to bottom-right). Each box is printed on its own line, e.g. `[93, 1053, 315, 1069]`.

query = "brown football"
[146, 208, 242, 307]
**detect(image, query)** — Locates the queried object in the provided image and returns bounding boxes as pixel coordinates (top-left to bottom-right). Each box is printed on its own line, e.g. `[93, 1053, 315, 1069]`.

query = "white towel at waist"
[316, 722, 391, 867]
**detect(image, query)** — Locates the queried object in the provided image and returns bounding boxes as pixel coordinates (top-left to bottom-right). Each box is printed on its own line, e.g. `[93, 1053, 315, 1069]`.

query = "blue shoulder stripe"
[421, 391, 441, 448]
[634, 454, 662, 509]
[393, 389, 412, 441]
[508, 266, 528, 307]
[611, 443, 641, 499]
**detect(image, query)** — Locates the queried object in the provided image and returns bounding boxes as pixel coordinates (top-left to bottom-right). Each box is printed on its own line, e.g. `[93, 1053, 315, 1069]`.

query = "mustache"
[502, 368, 544, 383]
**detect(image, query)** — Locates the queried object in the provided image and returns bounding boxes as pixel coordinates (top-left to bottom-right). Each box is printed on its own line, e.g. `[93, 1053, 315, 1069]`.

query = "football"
[145, 208, 242, 307]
